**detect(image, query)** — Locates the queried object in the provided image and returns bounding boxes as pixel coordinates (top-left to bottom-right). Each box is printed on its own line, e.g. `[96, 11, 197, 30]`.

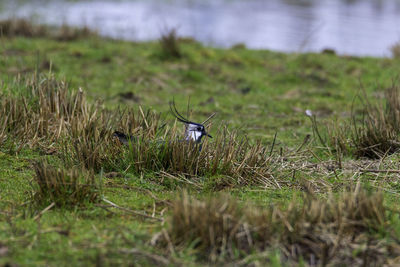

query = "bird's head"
[170, 100, 213, 143]
[186, 122, 212, 143]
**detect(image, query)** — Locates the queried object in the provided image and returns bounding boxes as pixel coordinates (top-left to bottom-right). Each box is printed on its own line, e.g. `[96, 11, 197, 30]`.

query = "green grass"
[2, 31, 400, 266]
[2, 35, 399, 145]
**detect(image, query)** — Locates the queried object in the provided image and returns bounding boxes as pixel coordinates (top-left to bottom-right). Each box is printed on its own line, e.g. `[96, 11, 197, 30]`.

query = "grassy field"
[2, 21, 400, 266]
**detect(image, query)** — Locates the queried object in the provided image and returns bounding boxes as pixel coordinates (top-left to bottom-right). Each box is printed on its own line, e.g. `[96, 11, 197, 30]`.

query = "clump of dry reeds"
[157, 188, 398, 265]
[0, 77, 75, 148]
[321, 84, 400, 159]
[62, 107, 162, 172]
[391, 42, 400, 59]
[118, 126, 273, 187]
[159, 29, 182, 59]
[350, 84, 400, 158]
[32, 160, 100, 207]
[0, 76, 95, 149]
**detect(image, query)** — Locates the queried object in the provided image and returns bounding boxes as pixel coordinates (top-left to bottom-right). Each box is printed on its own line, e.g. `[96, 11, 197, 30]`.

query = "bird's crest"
[169, 100, 213, 143]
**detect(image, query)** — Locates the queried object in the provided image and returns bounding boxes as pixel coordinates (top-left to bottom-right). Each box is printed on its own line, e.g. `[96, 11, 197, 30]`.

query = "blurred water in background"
[1, 0, 400, 57]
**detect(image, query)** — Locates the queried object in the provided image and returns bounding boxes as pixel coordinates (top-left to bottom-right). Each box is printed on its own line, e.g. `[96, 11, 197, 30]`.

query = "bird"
[112, 130, 134, 146]
[169, 100, 212, 143]
[113, 100, 213, 146]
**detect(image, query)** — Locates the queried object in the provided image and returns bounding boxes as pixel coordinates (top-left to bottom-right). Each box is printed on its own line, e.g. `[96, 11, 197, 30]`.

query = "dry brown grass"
[351, 84, 400, 158]
[157, 188, 399, 265]
[391, 42, 400, 59]
[61, 107, 162, 172]
[159, 29, 182, 59]
[0, 77, 81, 149]
[122, 127, 273, 186]
[32, 160, 100, 207]
[0, 74, 161, 170]
[1, 74, 276, 187]
[320, 84, 400, 159]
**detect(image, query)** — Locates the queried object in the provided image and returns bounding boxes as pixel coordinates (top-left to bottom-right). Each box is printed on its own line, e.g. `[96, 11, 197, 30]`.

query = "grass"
[159, 188, 398, 265]
[2, 21, 399, 146]
[311, 84, 400, 159]
[32, 160, 100, 207]
[158, 29, 182, 59]
[350, 84, 400, 158]
[0, 18, 96, 40]
[391, 42, 400, 58]
[0, 73, 274, 186]
[2, 20, 400, 266]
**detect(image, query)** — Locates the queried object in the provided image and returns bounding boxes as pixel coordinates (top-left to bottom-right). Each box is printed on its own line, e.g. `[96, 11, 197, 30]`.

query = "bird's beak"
[207, 133, 212, 138]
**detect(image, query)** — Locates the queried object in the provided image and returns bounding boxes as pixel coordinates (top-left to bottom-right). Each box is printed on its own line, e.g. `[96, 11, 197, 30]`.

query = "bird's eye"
[197, 127, 202, 131]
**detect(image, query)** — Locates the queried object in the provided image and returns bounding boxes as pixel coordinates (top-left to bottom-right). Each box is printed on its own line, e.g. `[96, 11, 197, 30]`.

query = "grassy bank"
[1, 22, 400, 266]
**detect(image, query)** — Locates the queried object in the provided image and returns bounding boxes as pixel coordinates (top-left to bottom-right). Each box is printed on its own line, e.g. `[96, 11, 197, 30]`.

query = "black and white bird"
[113, 101, 213, 145]
[169, 100, 212, 143]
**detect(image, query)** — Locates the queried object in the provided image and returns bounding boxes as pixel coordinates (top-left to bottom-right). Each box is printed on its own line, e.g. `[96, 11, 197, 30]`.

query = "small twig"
[102, 198, 162, 221]
[202, 112, 216, 125]
[360, 169, 400, 174]
[162, 229, 175, 255]
[261, 173, 281, 189]
[296, 134, 311, 152]
[139, 106, 149, 128]
[269, 132, 278, 156]
[119, 248, 170, 266]
[332, 169, 340, 180]
[159, 171, 202, 189]
[308, 148, 323, 163]
[97, 205, 117, 215]
[33, 202, 55, 221]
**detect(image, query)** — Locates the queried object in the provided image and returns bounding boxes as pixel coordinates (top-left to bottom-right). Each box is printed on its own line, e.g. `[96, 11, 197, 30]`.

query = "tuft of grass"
[351, 84, 400, 158]
[0, 75, 90, 148]
[62, 107, 162, 172]
[119, 126, 273, 187]
[32, 160, 101, 207]
[158, 188, 397, 265]
[321, 84, 400, 159]
[391, 42, 400, 59]
[158, 29, 182, 59]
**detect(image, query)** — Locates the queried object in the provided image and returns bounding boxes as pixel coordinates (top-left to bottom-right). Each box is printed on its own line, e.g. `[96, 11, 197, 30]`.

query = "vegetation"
[159, 189, 398, 265]
[2, 19, 400, 266]
[349, 84, 400, 158]
[32, 160, 100, 207]
[0, 18, 96, 40]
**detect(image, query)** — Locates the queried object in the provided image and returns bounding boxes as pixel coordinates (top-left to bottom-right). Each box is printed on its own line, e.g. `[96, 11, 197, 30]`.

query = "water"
[1, 0, 400, 57]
